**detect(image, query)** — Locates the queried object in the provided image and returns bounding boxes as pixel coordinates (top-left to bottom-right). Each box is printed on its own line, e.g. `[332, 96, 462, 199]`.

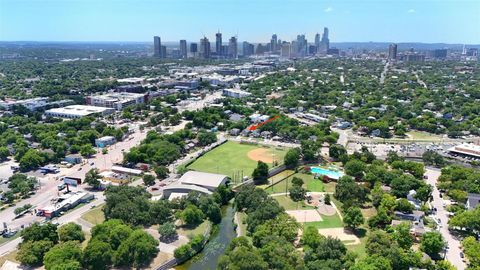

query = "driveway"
[425, 168, 466, 270]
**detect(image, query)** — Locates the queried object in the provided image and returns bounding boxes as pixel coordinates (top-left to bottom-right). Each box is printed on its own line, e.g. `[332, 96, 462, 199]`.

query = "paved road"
[425, 168, 466, 270]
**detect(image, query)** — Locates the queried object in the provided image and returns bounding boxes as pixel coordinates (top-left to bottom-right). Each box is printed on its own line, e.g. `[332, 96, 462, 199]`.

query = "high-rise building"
[179, 40, 187, 58]
[216, 32, 223, 56]
[161, 46, 167, 59]
[190, 43, 198, 57]
[256, 44, 267, 55]
[388, 43, 398, 60]
[430, 49, 447, 59]
[314, 33, 321, 53]
[319, 27, 330, 54]
[271, 34, 278, 52]
[296, 34, 307, 57]
[281, 42, 291, 58]
[228, 36, 238, 58]
[199, 37, 211, 59]
[243, 41, 254, 57]
[153, 36, 161, 57]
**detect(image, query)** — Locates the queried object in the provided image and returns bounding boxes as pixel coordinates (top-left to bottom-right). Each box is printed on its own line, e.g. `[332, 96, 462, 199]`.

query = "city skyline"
[1, 0, 479, 44]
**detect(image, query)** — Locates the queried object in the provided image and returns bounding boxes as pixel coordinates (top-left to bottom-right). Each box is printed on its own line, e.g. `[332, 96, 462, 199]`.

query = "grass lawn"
[406, 131, 442, 141]
[304, 213, 344, 229]
[258, 170, 295, 189]
[236, 212, 248, 237]
[0, 232, 20, 246]
[273, 195, 315, 211]
[347, 230, 368, 258]
[177, 220, 210, 239]
[0, 250, 18, 266]
[187, 141, 287, 182]
[266, 173, 324, 194]
[81, 204, 105, 225]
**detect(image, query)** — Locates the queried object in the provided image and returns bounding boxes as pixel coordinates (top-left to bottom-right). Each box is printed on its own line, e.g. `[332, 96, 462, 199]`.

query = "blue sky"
[1, 0, 479, 43]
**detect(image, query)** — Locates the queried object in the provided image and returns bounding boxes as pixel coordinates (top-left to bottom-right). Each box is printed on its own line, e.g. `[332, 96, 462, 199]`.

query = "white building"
[86, 92, 146, 110]
[448, 143, 480, 159]
[222, 88, 251, 98]
[45, 105, 114, 119]
[162, 171, 228, 200]
[0, 97, 71, 111]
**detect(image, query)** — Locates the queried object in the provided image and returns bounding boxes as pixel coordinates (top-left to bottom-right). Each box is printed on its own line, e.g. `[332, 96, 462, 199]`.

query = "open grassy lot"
[0, 250, 18, 266]
[266, 173, 324, 194]
[177, 220, 210, 239]
[187, 141, 287, 182]
[273, 195, 316, 210]
[304, 213, 344, 229]
[81, 204, 105, 225]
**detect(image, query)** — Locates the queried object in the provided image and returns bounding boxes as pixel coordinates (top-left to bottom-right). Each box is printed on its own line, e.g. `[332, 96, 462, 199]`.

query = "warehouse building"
[86, 92, 146, 110]
[45, 105, 114, 119]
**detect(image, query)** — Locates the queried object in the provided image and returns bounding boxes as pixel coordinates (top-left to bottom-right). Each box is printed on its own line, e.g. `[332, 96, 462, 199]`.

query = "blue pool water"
[310, 167, 344, 179]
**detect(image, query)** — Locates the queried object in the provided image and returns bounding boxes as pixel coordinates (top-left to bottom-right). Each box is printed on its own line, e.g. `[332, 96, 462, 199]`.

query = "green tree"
[291, 176, 304, 187]
[0, 146, 10, 161]
[420, 231, 445, 257]
[16, 240, 54, 266]
[180, 204, 204, 226]
[21, 222, 58, 243]
[344, 159, 366, 179]
[43, 241, 83, 270]
[393, 222, 414, 249]
[114, 229, 159, 268]
[149, 199, 173, 225]
[289, 185, 306, 204]
[58, 223, 85, 242]
[19, 149, 45, 171]
[83, 239, 113, 270]
[395, 198, 414, 214]
[252, 161, 269, 185]
[154, 165, 169, 179]
[329, 144, 347, 161]
[344, 206, 364, 230]
[142, 174, 155, 186]
[197, 131, 217, 146]
[324, 193, 331, 205]
[80, 144, 95, 158]
[301, 226, 324, 250]
[158, 222, 177, 241]
[284, 148, 300, 169]
[84, 168, 101, 189]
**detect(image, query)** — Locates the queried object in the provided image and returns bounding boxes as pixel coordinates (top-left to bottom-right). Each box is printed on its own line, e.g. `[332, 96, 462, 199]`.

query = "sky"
[1, 0, 479, 44]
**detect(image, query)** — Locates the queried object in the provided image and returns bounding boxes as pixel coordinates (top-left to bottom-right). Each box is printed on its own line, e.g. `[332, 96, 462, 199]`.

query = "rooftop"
[46, 105, 113, 116]
[448, 143, 480, 158]
[179, 171, 228, 189]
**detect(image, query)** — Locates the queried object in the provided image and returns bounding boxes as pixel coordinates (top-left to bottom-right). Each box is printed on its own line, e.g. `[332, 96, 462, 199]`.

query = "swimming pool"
[310, 167, 344, 180]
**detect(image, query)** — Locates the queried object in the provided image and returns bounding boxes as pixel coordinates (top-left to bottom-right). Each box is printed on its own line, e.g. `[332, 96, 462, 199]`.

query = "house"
[395, 210, 425, 222]
[466, 193, 480, 210]
[229, 128, 241, 136]
[95, 136, 116, 148]
[229, 113, 243, 122]
[64, 154, 82, 165]
[407, 190, 422, 209]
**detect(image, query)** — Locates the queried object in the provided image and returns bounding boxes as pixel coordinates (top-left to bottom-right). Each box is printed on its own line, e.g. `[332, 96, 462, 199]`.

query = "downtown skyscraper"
[199, 36, 211, 59]
[215, 31, 223, 56]
[228, 36, 238, 59]
[271, 34, 278, 52]
[179, 40, 187, 58]
[153, 36, 161, 57]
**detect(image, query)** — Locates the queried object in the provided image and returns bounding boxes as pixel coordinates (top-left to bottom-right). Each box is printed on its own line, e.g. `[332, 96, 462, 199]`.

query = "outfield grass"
[187, 141, 287, 182]
[266, 173, 324, 194]
[273, 195, 316, 210]
[304, 213, 344, 229]
[81, 204, 105, 225]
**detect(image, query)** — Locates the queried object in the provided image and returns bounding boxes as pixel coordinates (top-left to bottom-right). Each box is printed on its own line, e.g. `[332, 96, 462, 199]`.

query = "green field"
[274, 195, 316, 210]
[187, 141, 288, 182]
[81, 204, 105, 225]
[266, 173, 325, 194]
[304, 213, 344, 228]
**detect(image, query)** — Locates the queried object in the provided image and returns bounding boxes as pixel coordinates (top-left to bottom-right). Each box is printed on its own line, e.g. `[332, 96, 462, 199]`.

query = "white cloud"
[324, 7, 333, 12]
[408, 9, 416, 13]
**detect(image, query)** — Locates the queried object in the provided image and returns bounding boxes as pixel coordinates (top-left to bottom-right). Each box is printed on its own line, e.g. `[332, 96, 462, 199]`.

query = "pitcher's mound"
[247, 148, 274, 163]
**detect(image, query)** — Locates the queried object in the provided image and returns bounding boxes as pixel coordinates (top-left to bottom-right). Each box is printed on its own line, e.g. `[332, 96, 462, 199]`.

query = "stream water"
[175, 205, 236, 270]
